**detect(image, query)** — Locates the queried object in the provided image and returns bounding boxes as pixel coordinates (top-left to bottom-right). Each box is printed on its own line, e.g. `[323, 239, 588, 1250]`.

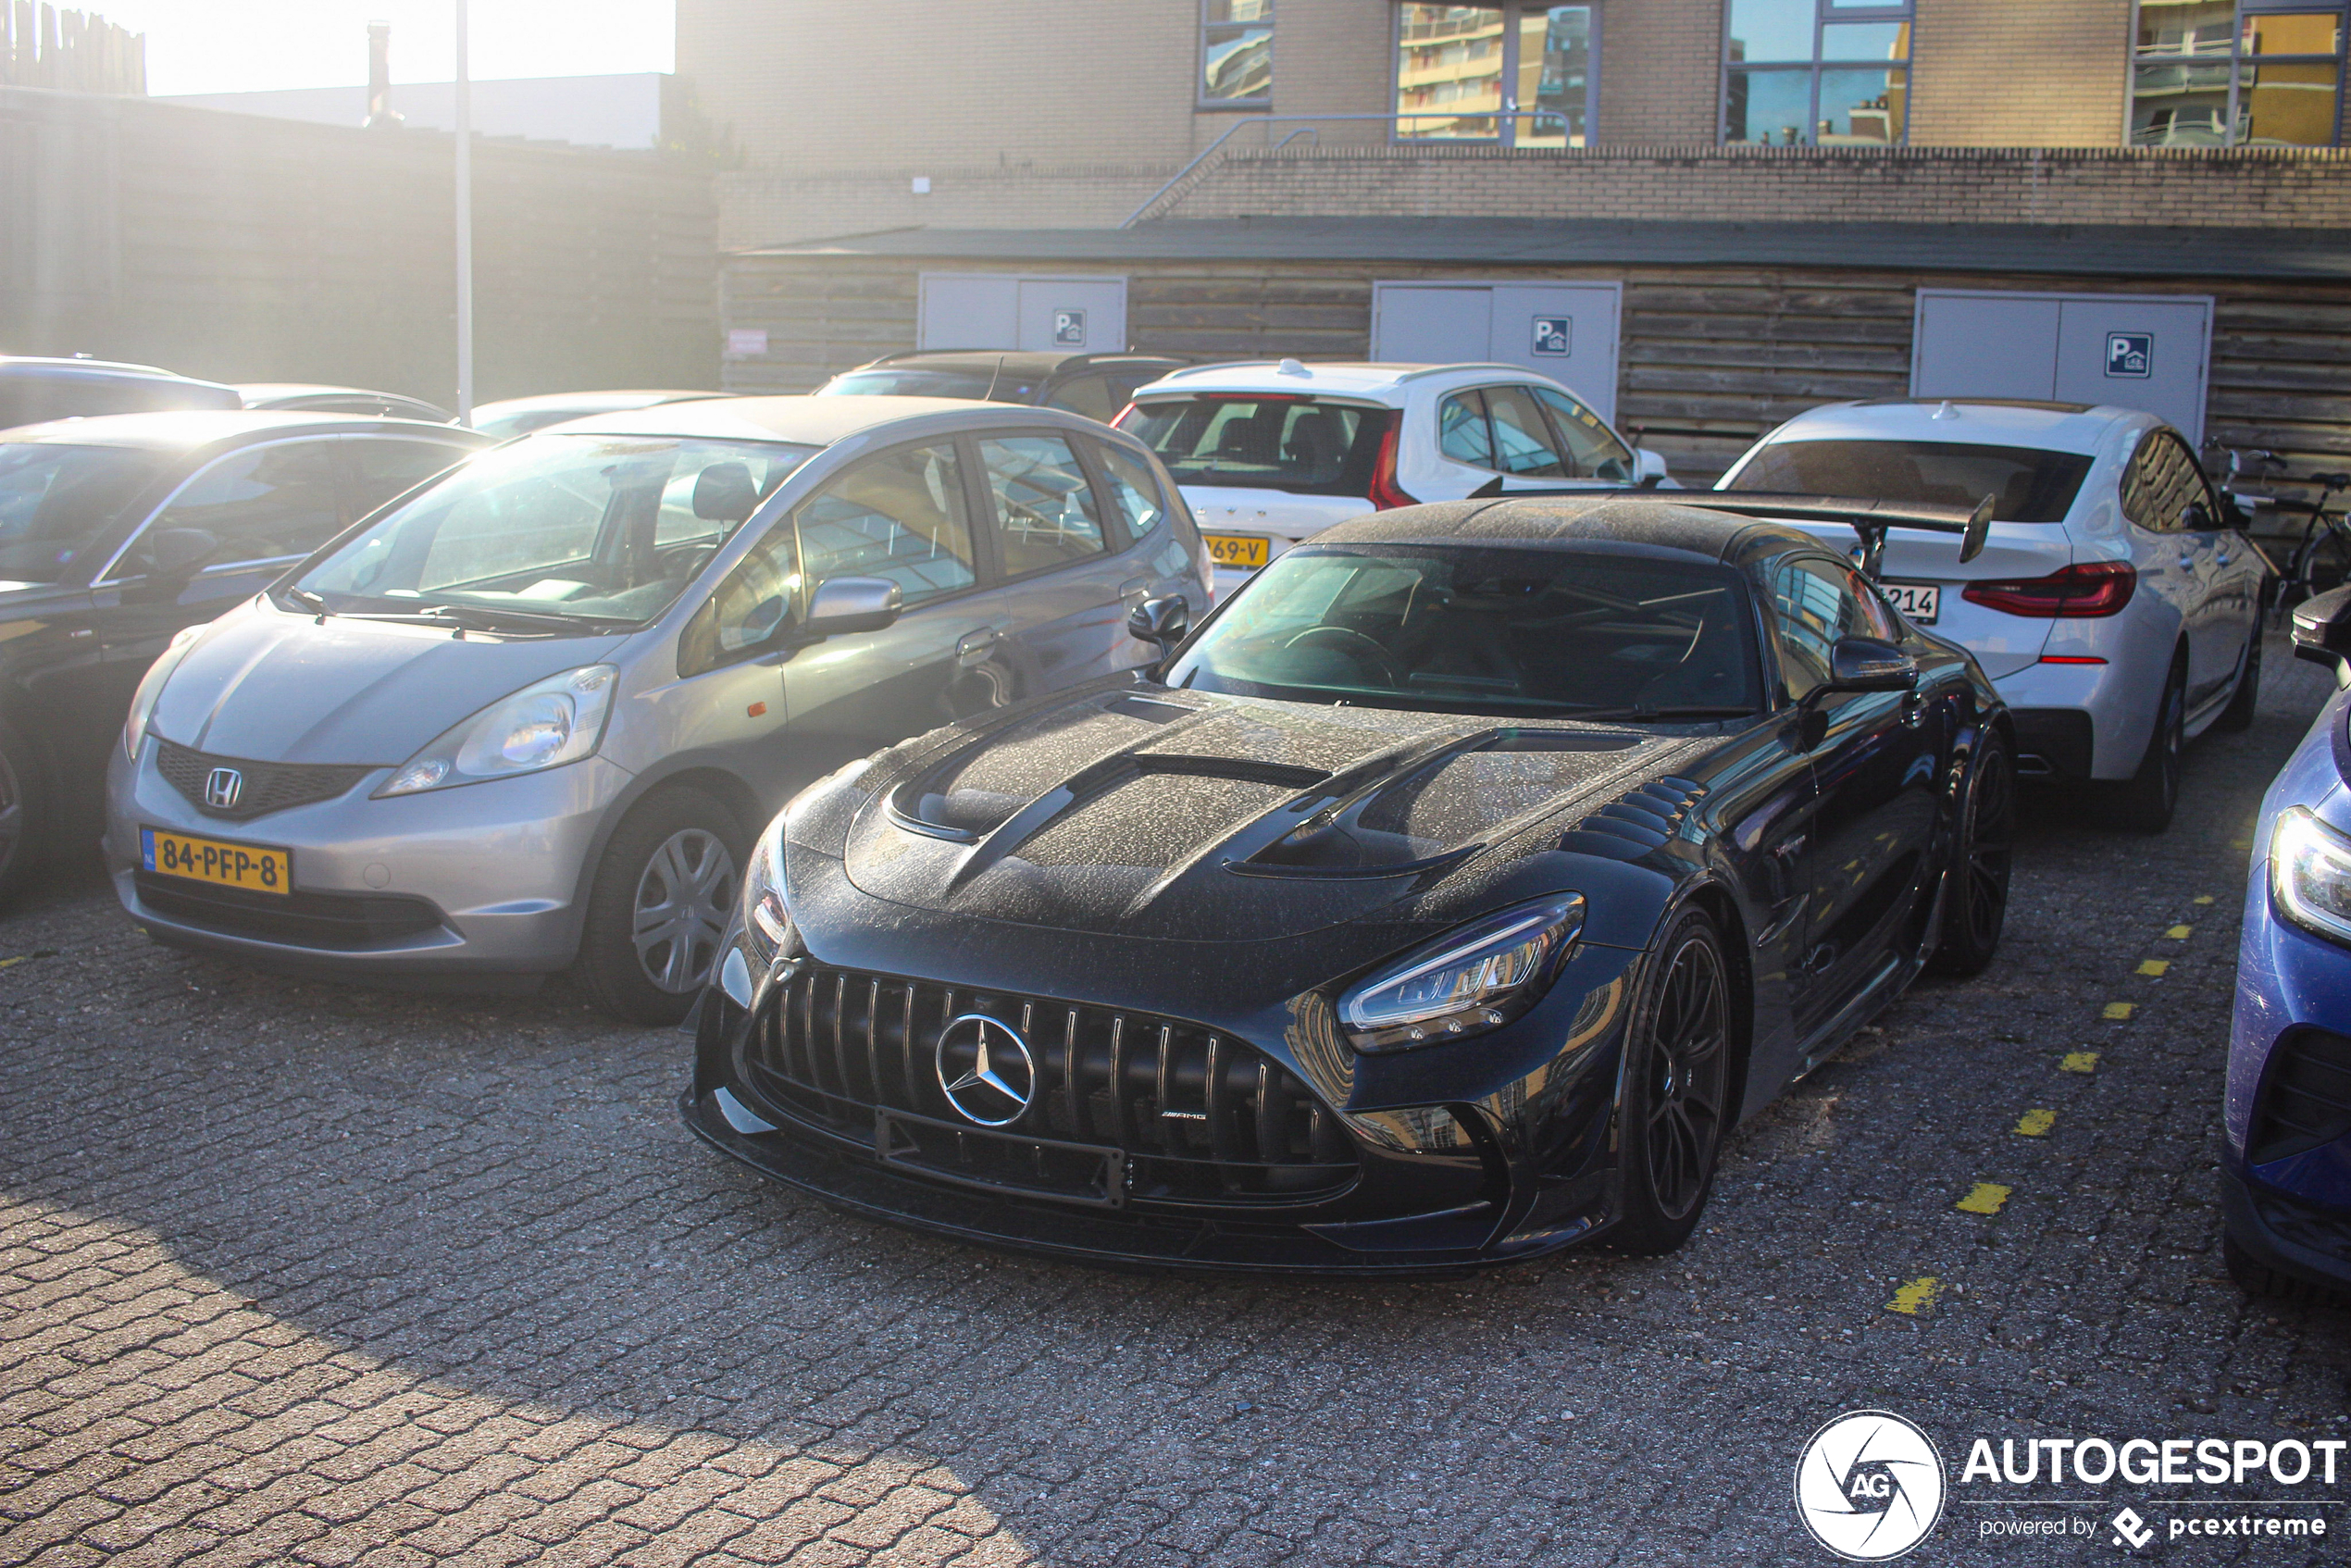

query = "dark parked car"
[468, 390, 727, 441]
[0, 410, 490, 898]
[238, 384, 454, 423]
[0, 356, 243, 429]
[818, 352, 1190, 423]
[684, 493, 2017, 1273]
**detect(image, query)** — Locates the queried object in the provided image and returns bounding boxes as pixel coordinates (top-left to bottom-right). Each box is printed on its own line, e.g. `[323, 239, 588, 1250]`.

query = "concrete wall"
[0, 88, 718, 404]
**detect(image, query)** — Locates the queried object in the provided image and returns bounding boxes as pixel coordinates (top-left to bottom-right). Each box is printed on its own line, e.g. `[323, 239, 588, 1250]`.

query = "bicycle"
[2273, 467, 2351, 619]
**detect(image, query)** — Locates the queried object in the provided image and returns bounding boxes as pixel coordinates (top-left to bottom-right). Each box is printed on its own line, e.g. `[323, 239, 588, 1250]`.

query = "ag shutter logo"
[1052, 307, 1087, 346]
[1532, 315, 1572, 356]
[2106, 331, 2154, 379]
[1796, 1411, 1947, 1561]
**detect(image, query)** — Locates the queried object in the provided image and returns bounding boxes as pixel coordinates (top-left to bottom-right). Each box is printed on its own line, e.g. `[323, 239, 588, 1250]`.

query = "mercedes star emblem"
[935, 1012, 1037, 1127]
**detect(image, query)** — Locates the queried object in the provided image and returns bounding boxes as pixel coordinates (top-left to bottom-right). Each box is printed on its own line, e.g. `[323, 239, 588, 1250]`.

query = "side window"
[1042, 376, 1120, 422]
[979, 433, 1108, 577]
[794, 442, 976, 606]
[1437, 392, 1495, 467]
[1099, 445, 1168, 539]
[130, 441, 342, 573]
[2121, 432, 2211, 533]
[1482, 387, 1568, 477]
[678, 523, 795, 678]
[1532, 386, 1636, 481]
[346, 439, 472, 519]
[1772, 558, 1880, 701]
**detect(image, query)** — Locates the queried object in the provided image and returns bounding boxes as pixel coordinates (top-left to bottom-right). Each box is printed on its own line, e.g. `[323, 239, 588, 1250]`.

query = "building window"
[1200, 0, 1274, 107]
[1723, 0, 1911, 145]
[2131, 1, 2346, 145]
[1394, 4, 1594, 146]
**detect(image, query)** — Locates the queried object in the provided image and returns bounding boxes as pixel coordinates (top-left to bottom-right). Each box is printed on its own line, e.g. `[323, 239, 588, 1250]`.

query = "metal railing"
[1120, 110, 1581, 228]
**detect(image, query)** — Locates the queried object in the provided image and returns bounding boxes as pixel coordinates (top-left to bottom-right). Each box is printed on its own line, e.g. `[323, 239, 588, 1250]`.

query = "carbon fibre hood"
[835, 685, 1694, 942]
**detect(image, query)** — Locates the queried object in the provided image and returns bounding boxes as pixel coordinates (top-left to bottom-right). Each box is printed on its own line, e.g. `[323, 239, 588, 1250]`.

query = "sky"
[94, 1, 675, 96]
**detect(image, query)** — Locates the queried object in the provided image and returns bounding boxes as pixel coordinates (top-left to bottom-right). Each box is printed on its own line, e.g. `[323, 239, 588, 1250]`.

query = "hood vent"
[1560, 776, 1707, 861]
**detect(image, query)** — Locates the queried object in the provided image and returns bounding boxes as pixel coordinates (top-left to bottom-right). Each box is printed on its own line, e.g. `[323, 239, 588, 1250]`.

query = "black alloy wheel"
[0, 722, 44, 905]
[2108, 653, 2185, 835]
[1929, 731, 2015, 977]
[1612, 906, 1732, 1255]
[2216, 626, 2263, 733]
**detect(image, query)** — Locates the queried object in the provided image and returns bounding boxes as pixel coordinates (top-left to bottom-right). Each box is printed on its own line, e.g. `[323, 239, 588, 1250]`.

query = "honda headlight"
[1338, 895, 1585, 1052]
[123, 624, 208, 761]
[2272, 806, 2351, 947]
[375, 665, 617, 796]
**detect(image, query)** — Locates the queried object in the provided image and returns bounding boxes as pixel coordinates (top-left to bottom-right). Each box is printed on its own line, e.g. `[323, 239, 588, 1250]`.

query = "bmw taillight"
[1961, 560, 2137, 618]
[1368, 418, 1416, 510]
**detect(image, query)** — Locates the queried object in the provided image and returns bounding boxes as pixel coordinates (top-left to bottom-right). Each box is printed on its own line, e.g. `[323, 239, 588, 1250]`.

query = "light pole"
[454, 0, 474, 424]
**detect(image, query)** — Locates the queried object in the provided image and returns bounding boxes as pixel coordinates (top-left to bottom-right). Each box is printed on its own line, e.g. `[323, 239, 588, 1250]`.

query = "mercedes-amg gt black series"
[683, 494, 2016, 1274]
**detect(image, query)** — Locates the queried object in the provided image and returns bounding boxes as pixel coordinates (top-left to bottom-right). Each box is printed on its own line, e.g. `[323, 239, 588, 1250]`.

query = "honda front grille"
[743, 964, 1360, 1207]
[155, 741, 373, 821]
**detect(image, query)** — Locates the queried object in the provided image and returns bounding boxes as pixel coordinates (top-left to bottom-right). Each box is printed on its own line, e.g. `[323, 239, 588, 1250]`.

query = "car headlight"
[374, 665, 617, 796]
[1338, 895, 1585, 1052]
[123, 624, 209, 761]
[740, 819, 793, 963]
[2272, 806, 2351, 946]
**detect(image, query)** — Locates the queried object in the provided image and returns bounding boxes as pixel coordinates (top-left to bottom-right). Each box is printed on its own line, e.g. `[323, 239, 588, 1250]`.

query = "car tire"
[1609, 905, 1733, 1256]
[2216, 628, 2262, 733]
[2106, 651, 2185, 835]
[2223, 1231, 2339, 1305]
[576, 786, 745, 1026]
[0, 720, 47, 906]
[1929, 729, 2014, 978]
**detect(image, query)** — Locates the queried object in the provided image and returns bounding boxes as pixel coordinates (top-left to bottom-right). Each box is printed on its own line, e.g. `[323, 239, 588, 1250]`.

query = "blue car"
[2227, 585, 2351, 1300]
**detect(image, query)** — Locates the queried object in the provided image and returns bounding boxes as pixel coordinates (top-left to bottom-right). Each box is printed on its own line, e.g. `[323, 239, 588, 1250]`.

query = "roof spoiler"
[1466, 483, 1996, 577]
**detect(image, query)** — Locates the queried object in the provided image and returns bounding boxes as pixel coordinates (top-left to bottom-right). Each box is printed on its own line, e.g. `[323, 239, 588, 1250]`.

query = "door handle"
[955, 628, 1001, 667]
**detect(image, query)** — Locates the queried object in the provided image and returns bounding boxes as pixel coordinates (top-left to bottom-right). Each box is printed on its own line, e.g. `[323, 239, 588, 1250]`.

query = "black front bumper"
[2223, 1165, 2351, 1295]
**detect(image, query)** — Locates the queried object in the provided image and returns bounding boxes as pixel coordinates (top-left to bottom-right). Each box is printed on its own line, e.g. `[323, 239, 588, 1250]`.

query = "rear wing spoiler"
[1464, 482, 1996, 579]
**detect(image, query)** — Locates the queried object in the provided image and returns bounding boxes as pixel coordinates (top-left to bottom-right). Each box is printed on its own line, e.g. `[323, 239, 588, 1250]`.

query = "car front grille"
[742, 964, 1360, 1208]
[2249, 1027, 2351, 1164]
[155, 740, 374, 821]
[133, 871, 443, 949]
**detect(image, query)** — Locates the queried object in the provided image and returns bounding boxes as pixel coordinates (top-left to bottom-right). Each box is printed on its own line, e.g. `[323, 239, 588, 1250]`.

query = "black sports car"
[683, 495, 2016, 1273]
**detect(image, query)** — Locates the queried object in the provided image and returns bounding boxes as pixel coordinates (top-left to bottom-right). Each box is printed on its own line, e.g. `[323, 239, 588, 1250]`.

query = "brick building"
[680, 0, 2351, 483]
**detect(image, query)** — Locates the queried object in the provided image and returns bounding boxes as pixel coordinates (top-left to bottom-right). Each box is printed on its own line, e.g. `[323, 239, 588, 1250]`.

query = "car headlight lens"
[122, 623, 208, 761]
[1338, 895, 1585, 1052]
[739, 819, 792, 963]
[375, 665, 617, 797]
[2272, 806, 2351, 946]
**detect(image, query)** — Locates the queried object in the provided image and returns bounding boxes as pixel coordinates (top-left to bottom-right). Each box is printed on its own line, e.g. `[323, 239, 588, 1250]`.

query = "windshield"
[1165, 545, 1762, 719]
[0, 443, 171, 585]
[292, 434, 816, 628]
[1122, 396, 1392, 494]
[1723, 438, 2094, 523]
[818, 368, 1042, 403]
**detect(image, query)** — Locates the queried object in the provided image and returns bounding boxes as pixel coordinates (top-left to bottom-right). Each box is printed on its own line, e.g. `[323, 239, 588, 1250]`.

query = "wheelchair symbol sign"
[1052, 308, 1087, 346]
[2106, 331, 2153, 379]
[1532, 317, 1573, 356]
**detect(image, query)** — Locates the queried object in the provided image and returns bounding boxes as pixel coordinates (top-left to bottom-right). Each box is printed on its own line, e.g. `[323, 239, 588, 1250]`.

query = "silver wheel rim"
[631, 828, 736, 994]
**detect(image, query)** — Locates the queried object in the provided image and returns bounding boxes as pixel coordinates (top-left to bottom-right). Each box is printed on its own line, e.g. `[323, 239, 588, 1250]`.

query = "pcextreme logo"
[1795, 1410, 1948, 1562]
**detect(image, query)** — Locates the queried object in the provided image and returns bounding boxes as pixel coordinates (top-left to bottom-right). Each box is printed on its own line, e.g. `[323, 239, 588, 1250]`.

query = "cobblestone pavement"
[5, 642, 2349, 1568]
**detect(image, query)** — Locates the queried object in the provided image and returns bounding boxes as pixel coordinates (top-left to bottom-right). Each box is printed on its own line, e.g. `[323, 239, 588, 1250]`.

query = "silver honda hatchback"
[105, 397, 1211, 1020]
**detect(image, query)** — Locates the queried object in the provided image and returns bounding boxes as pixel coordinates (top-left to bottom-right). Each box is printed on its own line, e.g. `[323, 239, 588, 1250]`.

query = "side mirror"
[1821, 635, 1918, 695]
[1634, 449, 1672, 489]
[142, 528, 221, 581]
[802, 576, 902, 640]
[2291, 582, 2351, 685]
[1127, 593, 1189, 655]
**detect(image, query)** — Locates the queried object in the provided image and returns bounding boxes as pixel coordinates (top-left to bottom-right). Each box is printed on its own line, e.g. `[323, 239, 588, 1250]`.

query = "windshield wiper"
[282, 586, 328, 617]
[1571, 706, 1759, 723]
[414, 604, 624, 634]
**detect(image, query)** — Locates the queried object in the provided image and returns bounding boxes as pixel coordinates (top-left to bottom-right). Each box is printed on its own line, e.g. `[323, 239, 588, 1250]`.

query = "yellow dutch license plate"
[141, 828, 292, 896]
[1203, 532, 1270, 570]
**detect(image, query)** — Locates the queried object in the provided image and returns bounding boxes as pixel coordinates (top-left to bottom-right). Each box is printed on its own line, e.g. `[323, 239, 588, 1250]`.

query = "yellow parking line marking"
[2014, 1109, 2057, 1138]
[2165, 925, 2192, 940]
[2137, 960, 2170, 977]
[0, 956, 23, 971]
[2103, 1002, 2135, 1020]
[2060, 1052, 2100, 1074]
[2194, 895, 2216, 906]
[1957, 1183, 2013, 1215]
[1886, 1276, 1943, 1315]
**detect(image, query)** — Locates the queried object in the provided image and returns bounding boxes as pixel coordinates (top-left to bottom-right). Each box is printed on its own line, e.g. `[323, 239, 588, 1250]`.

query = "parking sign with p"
[2106, 331, 2153, 379]
[1532, 316, 1572, 356]
[1053, 308, 1087, 347]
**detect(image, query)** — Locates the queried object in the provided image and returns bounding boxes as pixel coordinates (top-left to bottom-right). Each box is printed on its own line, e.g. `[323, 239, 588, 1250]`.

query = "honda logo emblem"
[204, 767, 243, 810]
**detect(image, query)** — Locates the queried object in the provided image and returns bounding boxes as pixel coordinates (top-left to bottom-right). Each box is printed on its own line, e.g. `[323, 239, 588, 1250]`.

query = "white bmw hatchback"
[1115, 360, 1669, 599]
[1718, 398, 2268, 831]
